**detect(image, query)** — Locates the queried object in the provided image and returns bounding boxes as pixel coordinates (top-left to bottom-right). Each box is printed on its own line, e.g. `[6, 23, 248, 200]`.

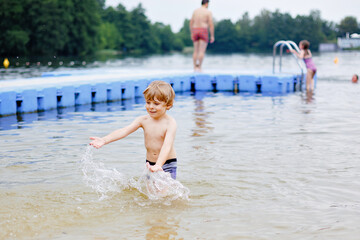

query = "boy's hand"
[146, 162, 163, 172]
[89, 137, 106, 149]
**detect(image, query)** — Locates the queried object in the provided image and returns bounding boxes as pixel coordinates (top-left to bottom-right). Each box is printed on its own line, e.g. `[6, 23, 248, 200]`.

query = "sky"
[106, 0, 360, 32]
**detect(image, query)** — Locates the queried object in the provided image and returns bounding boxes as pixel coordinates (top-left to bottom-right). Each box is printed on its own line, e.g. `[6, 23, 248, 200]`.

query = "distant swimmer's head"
[143, 80, 175, 109]
[201, 0, 209, 6]
[299, 40, 310, 50]
[352, 74, 358, 83]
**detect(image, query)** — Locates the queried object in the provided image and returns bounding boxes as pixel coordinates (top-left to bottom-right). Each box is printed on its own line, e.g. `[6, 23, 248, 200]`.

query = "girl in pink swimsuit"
[291, 40, 317, 91]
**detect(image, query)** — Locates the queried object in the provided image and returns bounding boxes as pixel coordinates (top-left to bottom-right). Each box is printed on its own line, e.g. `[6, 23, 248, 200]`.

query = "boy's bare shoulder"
[133, 115, 151, 126]
[167, 114, 176, 122]
[136, 115, 151, 122]
[137, 114, 176, 129]
[166, 115, 177, 128]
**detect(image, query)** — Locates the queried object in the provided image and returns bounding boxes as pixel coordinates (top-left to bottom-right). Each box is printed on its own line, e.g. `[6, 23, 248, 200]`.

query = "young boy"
[89, 80, 178, 179]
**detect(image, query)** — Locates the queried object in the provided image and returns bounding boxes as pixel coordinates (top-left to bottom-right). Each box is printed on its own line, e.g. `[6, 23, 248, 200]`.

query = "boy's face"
[145, 98, 170, 119]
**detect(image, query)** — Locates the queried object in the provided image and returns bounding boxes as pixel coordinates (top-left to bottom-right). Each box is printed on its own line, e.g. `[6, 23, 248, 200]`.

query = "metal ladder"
[272, 40, 306, 74]
[273, 40, 306, 90]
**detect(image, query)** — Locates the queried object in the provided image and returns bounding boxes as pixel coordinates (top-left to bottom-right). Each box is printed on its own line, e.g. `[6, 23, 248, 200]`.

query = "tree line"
[0, 0, 359, 57]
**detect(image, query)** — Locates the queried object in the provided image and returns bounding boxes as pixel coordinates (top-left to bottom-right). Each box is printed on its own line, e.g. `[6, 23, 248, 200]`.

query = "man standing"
[190, 0, 215, 72]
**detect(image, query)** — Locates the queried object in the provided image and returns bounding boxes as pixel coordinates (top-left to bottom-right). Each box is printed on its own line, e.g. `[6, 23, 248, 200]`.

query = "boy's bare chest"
[142, 122, 167, 140]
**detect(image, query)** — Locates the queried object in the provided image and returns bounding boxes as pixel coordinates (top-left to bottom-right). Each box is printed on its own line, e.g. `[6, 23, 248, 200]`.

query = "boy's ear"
[166, 104, 172, 110]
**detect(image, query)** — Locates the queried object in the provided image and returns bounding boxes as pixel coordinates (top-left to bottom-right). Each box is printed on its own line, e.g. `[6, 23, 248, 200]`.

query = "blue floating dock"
[0, 69, 304, 116]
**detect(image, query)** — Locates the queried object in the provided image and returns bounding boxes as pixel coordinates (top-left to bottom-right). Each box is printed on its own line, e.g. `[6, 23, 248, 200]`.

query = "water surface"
[1, 52, 360, 239]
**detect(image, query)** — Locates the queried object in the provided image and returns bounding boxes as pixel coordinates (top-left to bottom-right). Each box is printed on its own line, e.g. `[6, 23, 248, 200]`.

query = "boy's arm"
[149, 120, 177, 172]
[89, 116, 142, 149]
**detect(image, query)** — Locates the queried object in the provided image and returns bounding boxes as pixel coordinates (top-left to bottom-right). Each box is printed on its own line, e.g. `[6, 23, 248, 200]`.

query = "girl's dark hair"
[300, 40, 310, 49]
[202, 0, 209, 5]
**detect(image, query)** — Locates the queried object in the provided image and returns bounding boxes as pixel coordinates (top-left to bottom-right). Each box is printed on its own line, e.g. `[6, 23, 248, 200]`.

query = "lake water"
[1, 52, 360, 239]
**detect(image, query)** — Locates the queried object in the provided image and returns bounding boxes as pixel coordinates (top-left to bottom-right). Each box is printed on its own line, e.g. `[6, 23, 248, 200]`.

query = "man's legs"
[196, 40, 208, 71]
[193, 41, 200, 71]
[193, 40, 208, 71]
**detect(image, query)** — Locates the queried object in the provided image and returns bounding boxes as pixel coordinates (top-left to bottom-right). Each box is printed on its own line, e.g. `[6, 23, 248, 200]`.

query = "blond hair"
[143, 80, 175, 108]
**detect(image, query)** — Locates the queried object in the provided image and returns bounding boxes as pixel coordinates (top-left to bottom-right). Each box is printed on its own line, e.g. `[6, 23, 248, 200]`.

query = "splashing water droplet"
[79, 145, 190, 203]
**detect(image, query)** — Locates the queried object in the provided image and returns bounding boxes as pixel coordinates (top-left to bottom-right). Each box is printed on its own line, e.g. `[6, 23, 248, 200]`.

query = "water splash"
[137, 168, 190, 203]
[79, 145, 190, 203]
[79, 145, 131, 200]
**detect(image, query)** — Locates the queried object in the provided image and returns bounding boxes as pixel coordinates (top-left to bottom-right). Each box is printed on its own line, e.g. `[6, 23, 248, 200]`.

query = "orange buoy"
[3, 58, 10, 69]
[334, 57, 339, 64]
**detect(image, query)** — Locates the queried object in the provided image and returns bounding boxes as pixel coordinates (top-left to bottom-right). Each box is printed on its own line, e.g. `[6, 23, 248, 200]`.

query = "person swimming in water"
[290, 40, 317, 91]
[352, 74, 358, 83]
[190, 0, 215, 72]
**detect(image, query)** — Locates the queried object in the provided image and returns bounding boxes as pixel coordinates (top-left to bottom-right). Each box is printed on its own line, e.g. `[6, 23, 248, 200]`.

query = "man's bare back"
[191, 6, 212, 29]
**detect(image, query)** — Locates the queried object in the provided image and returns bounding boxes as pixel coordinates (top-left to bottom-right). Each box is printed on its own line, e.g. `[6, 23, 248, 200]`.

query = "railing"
[272, 40, 306, 75]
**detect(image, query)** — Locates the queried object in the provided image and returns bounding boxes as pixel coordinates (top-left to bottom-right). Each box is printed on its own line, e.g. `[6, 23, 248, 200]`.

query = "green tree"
[251, 9, 273, 51]
[4, 30, 29, 55]
[130, 4, 158, 54]
[63, 0, 101, 56]
[172, 38, 185, 51]
[293, 10, 325, 50]
[322, 20, 337, 42]
[96, 0, 105, 9]
[0, 2, 345, 57]
[26, 0, 74, 56]
[267, 11, 295, 44]
[235, 12, 252, 52]
[337, 16, 359, 37]
[98, 22, 121, 50]
[209, 19, 238, 53]
[0, 0, 28, 55]
[177, 19, 192, 47]
[102, 6, 127, 51]
[112, 4, 135, 52]
[153, 23, 176, 52]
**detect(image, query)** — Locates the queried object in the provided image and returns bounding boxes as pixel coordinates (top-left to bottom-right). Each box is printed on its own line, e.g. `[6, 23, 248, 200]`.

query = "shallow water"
[1, 52, 360, 239]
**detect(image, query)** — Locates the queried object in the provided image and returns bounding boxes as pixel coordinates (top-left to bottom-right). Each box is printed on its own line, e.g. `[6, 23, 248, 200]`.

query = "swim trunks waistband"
[146, 158, 177, 166]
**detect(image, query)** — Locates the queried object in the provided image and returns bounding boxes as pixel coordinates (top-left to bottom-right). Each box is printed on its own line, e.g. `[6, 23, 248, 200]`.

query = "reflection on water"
[302, 90, 315, 104]
[191, 92, 214, 137]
